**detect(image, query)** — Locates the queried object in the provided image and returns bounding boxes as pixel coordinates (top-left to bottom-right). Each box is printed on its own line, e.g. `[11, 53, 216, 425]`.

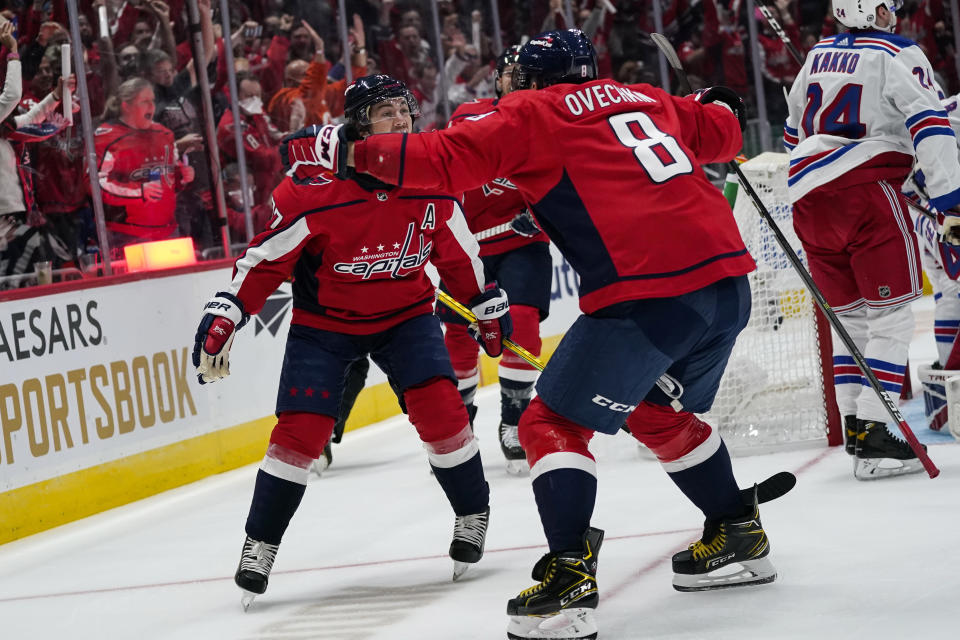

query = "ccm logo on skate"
[707, 553, 736, 569]
[560, 582, 593, 607]
[591, 394, 636, 413]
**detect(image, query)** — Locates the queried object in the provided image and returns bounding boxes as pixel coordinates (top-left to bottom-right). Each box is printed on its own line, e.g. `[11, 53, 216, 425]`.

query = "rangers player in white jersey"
[784, 0, 960, 479]
[904, 92, 960, 435]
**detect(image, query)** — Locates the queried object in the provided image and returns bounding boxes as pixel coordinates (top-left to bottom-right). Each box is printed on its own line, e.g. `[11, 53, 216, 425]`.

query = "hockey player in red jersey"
[279, 29, 790, 640]
[439, 44, 553, 475]
[784, 0, 960, 479]
[192, 75, 511, 608]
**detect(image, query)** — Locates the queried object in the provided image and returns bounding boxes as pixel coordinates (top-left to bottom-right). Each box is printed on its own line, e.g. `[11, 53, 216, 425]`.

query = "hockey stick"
[651, 33, 940, 478]
[754, 0, 806, 67]
[436, 289, 545, 371]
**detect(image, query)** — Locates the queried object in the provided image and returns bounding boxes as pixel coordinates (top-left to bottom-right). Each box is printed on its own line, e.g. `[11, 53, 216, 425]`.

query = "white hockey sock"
[856, 305, 914, 422]
[832, 308, 868, 417]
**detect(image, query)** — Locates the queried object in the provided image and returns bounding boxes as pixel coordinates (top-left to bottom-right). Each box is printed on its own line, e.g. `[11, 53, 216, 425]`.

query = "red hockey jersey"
[355, 79, 755, 313]
[448, 99, 548, 257]
[93, 120, 182, 239]
[227, 169, 488, 335]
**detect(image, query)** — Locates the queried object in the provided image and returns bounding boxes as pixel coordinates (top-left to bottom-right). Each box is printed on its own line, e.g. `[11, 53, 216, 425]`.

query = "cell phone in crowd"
[10, 16, 17, 41]
[244, 25, 262, 38]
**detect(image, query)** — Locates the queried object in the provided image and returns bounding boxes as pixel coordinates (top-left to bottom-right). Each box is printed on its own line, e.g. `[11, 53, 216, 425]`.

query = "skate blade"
[505, 458, 529, 476]
[240, 590, 257, 612]
[506, 608, 598, 640]
[854, 457, 925, 481]
[453, 560, 470, 581]
[673, 557, 777, 592]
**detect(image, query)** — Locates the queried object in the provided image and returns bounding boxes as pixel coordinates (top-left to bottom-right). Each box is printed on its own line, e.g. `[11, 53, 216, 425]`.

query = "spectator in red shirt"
[378, 24, 426, 88]
[217, 72, 282, 207]
[93, 77, 195, 247]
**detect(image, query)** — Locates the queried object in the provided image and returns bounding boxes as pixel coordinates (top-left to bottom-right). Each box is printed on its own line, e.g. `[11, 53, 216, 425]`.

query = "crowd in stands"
[0, 0, 958, 290]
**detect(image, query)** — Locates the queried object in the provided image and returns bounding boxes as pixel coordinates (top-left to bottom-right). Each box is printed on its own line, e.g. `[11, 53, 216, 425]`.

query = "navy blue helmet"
[344, 74, 420, 129]
[512, 30, 598, 91]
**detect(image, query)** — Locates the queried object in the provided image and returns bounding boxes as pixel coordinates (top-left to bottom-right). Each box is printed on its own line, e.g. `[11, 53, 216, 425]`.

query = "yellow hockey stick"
[435, 289, 545, 371]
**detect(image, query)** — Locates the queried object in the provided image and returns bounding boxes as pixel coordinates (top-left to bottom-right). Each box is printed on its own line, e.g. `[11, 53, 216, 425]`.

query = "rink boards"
[0, 248, 581, 544]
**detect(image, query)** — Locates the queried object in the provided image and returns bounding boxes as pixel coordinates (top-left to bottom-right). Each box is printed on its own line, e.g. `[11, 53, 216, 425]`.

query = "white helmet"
[832, 0, 902, 32]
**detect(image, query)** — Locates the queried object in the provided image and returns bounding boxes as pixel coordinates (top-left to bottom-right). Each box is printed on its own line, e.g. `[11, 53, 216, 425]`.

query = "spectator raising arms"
[0, 18, 76, 283]
[94, 77, 194, 248]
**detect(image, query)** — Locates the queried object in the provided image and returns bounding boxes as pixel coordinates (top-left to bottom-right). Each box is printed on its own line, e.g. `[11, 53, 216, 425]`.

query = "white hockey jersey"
[784, 30, 960, 212]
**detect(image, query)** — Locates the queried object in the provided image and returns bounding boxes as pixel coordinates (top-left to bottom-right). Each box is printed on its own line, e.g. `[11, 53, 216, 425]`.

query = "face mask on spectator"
[239, 96, 263, 115]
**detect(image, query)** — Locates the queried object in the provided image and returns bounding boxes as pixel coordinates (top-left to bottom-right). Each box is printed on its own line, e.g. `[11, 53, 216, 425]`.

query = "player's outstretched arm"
[668, 86, 744, 165]
[354, 107, 528, 193]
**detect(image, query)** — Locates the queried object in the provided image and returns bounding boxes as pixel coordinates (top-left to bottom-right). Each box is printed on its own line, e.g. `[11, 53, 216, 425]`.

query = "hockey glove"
[468, 284, 512, 357]
[279, 124, 358, 181]
[193, 292, 249, 385]
[509, 209, 542, 238]
[939, 212, 960, 245]
[693, 86, 746, 131]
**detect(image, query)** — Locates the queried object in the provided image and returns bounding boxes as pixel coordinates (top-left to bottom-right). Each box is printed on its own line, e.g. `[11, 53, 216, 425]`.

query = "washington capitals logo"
[255, 291, 293, 336]
[333, 222, 432, 280]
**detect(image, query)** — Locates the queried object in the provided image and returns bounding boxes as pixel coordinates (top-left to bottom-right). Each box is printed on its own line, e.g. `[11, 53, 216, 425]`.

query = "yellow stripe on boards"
[0, 415, 274, 544]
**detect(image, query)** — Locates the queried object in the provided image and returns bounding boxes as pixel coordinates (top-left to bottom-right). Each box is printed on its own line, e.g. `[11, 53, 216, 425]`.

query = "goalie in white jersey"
[784, 0, 960, 479]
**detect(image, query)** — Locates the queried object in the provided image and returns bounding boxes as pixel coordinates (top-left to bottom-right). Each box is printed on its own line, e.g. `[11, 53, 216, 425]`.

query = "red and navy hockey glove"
[468, 284, 512, 357]
[193, 292, 249, 384]
[279, 124, 358, 181]
[692, 86, 746, 131]
[509, 209, 542, 238]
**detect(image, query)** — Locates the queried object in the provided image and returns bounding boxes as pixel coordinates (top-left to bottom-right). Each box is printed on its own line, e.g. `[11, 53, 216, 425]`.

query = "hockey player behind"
[905, 90, 960, 436]
[192, 74, 512, 608]
[438, 44, 553, 475]
[282, 29, 793, 640]
[783, 0, 960, 479]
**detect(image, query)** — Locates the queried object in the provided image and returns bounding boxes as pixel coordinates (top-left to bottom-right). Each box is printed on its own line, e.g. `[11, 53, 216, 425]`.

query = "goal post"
[700, 152, 842, 454]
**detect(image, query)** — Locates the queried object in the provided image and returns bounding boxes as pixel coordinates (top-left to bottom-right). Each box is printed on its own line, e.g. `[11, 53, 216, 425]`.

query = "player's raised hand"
[469, 284, 512, 357]
[193, 292, 249, 384]
[280, 124, 357, 180]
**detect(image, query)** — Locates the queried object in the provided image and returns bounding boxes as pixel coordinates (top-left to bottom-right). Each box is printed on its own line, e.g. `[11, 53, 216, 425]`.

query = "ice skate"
[506, 527, 603, 640]
[234, 535, 279, 611]
[672, 490, 776, 592]
[450, 507, 489, 581]
[309, 443, 334, 477]
[844, 415, 858, 455]
[499, 422, 528, 475]
[853, 420, 925, 480]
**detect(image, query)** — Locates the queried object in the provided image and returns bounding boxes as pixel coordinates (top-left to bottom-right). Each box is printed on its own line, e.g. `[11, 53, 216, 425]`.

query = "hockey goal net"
[700, 152, 841, 454]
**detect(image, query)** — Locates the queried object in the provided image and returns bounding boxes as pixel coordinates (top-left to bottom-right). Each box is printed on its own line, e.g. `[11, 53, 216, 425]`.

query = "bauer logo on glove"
[193, 292, 249, 385]
[469, 284, 513, 357]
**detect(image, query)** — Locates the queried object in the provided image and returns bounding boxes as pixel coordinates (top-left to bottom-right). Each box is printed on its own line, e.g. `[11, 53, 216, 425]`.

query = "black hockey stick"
[651, 33, 940, 478]
[754, 0, 806, 67]
[742, 471, 796, 505]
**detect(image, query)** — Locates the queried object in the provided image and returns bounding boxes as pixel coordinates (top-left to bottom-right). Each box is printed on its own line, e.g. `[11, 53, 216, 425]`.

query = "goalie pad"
[918, 364, 960, 433]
